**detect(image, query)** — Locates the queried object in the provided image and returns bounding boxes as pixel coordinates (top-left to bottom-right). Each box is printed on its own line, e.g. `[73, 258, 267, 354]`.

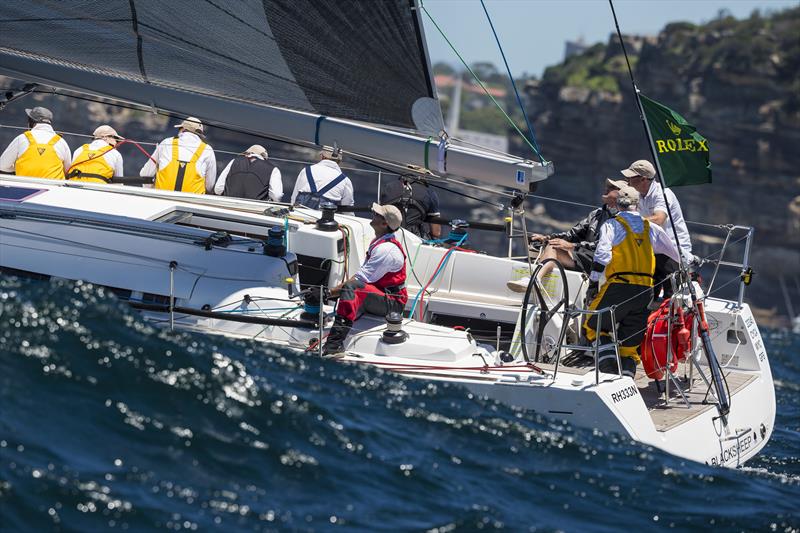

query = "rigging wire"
[0, 120, 745, 232]
[478, 0, 543, 162]
[418, 2, 544, 162]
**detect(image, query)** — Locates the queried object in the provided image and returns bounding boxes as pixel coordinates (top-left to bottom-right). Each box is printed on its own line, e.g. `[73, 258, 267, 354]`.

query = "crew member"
[622, 159, 694, 298]
[67, 125, 124, 183]
[507, 177, 622, 297]
[323, 203, 407, 356]
[584, 185, 680, 378]
[380, 175, 441, 240]
[290, 145, 353, 209]
[140, 117, 216, 194]
[214, 144, 283, 201]
[0, 106, 71, 179]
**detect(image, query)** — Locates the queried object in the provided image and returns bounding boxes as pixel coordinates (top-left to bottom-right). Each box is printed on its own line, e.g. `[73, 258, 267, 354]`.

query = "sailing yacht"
[0, 0, 775, 467]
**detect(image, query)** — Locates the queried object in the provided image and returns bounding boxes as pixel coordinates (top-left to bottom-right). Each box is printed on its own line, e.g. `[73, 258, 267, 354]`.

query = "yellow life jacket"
[154, 137, 208, 194]
[15, 130, 65, 180]
[603, 215, 655, 287]
[67, 143, 115, 183]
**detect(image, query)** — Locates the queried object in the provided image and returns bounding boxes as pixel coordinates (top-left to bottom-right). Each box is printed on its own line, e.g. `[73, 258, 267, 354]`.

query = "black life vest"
[222, 156, 276, 201]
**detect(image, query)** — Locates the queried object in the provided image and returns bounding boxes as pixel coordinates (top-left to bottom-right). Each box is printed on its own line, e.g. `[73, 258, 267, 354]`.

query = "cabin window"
[153, 209, 274, 239]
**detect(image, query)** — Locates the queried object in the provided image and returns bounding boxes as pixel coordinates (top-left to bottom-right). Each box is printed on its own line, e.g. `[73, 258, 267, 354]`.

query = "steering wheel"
[519, 258, 571, 363]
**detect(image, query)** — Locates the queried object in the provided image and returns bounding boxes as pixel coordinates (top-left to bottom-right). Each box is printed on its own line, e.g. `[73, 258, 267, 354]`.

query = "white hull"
[0, 175, 776, 467]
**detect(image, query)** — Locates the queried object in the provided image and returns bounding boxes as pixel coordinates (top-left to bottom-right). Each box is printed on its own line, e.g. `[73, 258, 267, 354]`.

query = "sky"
[420, 0, 798, 78]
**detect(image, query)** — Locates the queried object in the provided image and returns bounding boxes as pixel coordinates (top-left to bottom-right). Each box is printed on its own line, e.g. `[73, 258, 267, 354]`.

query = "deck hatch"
[0, 185, 45, 202]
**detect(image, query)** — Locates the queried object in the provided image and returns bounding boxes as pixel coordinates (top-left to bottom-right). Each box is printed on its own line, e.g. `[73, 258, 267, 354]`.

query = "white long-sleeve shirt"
[590, 211, 680, 281]
[662, 188, 693, 262]
[638, 180, 693, 262]
[213, 154, 283, 201]
[355, 234, 405, 284]
[290, 159, 354, 206]
[0, 124, 72, 173]
[71, 139, 124, 177]
[638, 179, 668, 219]
[139, 131, 217, 192]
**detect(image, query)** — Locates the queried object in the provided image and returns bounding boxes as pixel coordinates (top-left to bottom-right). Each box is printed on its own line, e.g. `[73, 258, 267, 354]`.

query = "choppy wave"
[1, 278, 798, 531]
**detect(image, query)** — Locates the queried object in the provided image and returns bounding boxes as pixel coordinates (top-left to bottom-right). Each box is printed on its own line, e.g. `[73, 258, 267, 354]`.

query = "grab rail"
[704, 225, 754, 307]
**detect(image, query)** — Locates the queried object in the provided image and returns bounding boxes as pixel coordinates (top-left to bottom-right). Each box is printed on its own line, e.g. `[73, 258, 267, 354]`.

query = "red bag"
[640, 300, 695, 380]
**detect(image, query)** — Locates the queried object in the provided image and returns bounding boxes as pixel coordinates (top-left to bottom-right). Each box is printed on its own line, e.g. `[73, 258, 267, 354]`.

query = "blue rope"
[479, 0, 544, 162]
[407, 234, 467, 319]
[425, 230, 469, 245]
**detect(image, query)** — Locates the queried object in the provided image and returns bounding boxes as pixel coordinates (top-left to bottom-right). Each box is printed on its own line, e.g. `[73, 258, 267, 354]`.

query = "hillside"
[517, 6, 800, 317]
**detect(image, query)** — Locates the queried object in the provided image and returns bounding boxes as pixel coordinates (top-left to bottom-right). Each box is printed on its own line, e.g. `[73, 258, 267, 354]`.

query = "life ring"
[640, 300, 695, 380]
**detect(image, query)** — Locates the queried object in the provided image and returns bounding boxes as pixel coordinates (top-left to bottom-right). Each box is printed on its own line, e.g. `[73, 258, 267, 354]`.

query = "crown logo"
[667, 120, 682, 136]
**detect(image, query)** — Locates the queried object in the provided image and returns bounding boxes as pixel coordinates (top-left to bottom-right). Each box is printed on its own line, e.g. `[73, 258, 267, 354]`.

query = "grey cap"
[25, 107, 53, 124]
[621, 159, 656, 180]
[372, 202, 403, 231]
[606, 178, 627, 189]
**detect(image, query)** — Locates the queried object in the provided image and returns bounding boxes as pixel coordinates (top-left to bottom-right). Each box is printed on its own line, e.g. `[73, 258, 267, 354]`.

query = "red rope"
[66, 143, 114, 175]
[66, 139, 157, 177]
[116, 139, 157, 165]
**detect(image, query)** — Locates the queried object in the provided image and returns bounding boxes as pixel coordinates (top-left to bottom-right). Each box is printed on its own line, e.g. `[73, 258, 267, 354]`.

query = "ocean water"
[0, 277, 798, 532]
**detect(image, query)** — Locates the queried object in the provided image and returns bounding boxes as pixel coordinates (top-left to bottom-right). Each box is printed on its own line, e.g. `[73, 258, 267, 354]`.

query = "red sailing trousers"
[336, 280, 407, 322]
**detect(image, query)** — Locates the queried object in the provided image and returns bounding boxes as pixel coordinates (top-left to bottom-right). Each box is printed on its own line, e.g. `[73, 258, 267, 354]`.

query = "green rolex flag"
[640, 93, 712, 187]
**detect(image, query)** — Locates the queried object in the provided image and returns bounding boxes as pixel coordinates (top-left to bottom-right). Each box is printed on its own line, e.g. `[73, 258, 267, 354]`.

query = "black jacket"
[549, 205, 617, 254]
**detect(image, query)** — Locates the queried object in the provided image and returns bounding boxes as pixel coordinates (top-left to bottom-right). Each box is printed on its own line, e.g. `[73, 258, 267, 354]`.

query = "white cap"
[245, 144, 267, 157]
[621, 160, 656, 180]
[174, 116, 204, 134]
[320, 145, 342, 162]
[371, 202, 403, 231]
[93, 125, 123, 141]
[617, 184, 640, 208]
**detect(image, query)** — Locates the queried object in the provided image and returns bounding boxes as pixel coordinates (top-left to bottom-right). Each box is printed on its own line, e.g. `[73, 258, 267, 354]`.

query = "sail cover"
[0, 0, 442, 132]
